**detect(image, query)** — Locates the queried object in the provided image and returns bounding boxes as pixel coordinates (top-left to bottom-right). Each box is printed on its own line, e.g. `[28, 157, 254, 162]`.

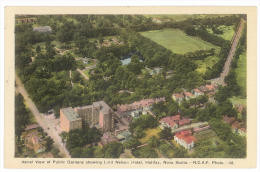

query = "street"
[15, 73, 70, 158]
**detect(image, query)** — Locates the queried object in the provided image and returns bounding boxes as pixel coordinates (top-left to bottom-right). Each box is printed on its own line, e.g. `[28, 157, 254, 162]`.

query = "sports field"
[140, 29, 221, 54]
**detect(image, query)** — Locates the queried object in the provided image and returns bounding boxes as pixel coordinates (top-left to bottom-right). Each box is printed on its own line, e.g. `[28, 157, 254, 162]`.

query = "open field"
[207, 25, 235, 41]
[236, 51, 247, 96]
[138, 126, 162, 144]
[144, 14, 233, 22]
[140, 29, 221, 54]
[195, 55, 221, 74]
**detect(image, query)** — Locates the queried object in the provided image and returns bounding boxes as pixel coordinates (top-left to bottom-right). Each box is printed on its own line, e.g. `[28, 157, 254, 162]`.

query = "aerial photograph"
[14, 14, 247, 159]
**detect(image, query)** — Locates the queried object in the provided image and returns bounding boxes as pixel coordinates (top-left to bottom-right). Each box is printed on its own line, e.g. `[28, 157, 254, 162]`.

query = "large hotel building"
[60, 101, 114, 133]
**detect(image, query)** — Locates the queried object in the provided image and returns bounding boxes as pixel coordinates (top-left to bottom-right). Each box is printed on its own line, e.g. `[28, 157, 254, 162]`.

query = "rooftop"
[98, 101, 112, 115]
[61, 107, 81, 122]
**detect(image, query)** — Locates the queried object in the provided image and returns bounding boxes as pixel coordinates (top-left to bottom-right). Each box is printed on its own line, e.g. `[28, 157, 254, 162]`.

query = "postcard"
[4, 6, 257, 168]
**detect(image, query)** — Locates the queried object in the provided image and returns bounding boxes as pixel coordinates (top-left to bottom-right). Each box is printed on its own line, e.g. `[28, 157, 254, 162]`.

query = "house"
[223, 115, 235, 124]
[238, 128, 247, 136]
[231, 121, 241, 133]
[152, 18, 162, 23]
[198, 84, 217, 95]
[160, 115, 181, 131]
[174, 130, 197, 150]
[100, 132, 118, 145]
[191, 89, 204, 97]
[178, 118, 191, 126]
[131, 111, 140, 118]
[184, 92, 195, 100]
[24, 131, 46, 154]
[172, 93, 184, 104]
[114, 130, 131, 143]
[33, 26, 52, 33]
[117, 97, 165, 116]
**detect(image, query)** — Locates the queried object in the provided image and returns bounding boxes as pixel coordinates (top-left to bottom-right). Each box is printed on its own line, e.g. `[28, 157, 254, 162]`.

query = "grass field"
[207, 25, 235, 41]
[140, 29, 221, 54]
[144, 14, 233, 22]
[138, 127, 161, 144]
[83, 69, 91, 78]
[195, 55, 221, 74]
[236, 51, 247, 96]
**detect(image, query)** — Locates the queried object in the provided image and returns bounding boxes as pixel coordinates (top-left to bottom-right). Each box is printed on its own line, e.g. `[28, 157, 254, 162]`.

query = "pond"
[120, 51, 144, 65]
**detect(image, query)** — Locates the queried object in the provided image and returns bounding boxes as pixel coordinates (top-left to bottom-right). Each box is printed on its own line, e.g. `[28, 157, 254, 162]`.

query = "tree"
[148, 136, 159, 148]
[102, 142, 124, 158]
[45, 136, 54, 152]
[133, 146, 158, 158]
[36, 45, 41, 53]
[158, 127, 172, 139]
[123, 138, 141, 149]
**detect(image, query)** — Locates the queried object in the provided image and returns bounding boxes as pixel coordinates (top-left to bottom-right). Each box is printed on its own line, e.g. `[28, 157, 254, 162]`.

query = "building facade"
[60, 107, 82, 132]
[61, 101, 114, 133]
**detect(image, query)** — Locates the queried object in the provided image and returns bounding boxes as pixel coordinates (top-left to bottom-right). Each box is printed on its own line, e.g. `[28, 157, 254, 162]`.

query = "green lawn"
[236, 51, 247, 96]
[140, 29, 221, 54]
[207, 25, 235, 41]
[195, 55, 220, 74]
[83, 69, 90, 78]
[138, 126, 162, 144]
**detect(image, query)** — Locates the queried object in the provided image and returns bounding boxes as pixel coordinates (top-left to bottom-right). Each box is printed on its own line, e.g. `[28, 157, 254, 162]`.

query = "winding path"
[210, 18, 246, 86]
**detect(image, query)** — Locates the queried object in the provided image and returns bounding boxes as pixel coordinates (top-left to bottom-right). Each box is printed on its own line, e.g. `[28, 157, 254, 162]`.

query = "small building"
[131, 111, 140, 118]
[33, 26, 52, 33]
[231, 121, 242, 133]
[174, 130, 197, 150]
[100, 132, 118, 145]
[238, 128, 247, 136]
[161, 115, 181, 131]
[184, 92, 195, 100]
[172, 93, 184, 104]
[223, 115, 235, 124]
[178, 118, 191, 126]
[191, 89, 204, 97]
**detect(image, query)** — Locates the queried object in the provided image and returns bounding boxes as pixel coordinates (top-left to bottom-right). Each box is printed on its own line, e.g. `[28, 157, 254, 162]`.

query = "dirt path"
[15, 74, 70, 158]
[210, 18, 246, 86]
[76, 68, 89, 80]
[54, 45, 70, 56]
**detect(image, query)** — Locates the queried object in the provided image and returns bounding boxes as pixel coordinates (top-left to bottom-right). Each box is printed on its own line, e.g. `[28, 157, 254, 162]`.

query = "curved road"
[210, 18, 246, 86]
[15, 74, 70, 158]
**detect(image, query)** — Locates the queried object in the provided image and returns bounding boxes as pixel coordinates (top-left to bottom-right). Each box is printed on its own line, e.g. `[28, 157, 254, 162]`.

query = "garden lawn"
[140, 29, 221, 54]
[83, 69, 91, 78]
[138, 126, 161, 144]
[195, 55, 220, 74]
[207, 25, 235, 41]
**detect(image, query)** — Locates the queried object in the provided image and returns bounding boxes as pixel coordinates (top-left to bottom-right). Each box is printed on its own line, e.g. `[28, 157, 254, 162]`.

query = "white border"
[1, 1, 259, 172]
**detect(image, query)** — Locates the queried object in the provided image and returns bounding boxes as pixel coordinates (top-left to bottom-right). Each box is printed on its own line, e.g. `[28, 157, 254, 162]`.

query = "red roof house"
[174, 130, 197, 150]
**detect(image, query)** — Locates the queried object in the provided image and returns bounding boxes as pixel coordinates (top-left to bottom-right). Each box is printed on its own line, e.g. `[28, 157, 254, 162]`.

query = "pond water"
[120, 51, 144, 65]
